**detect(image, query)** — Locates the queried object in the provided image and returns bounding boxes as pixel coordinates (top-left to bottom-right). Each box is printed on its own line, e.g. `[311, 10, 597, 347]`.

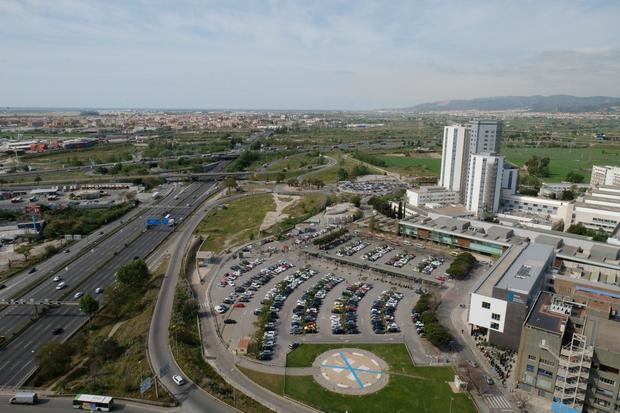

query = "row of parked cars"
[290, 273, 345, 335]
[361, 244, 393, 262]
[255, 267, 316, 360]
[331, 282, 372, 335]
[371, 290, 403, 334]
[385, 251, 415, 268]
[229, 257, 264, 277]
[318, 233, 352, 251]
[335, 240, 368, 257]
[417, 255, 447, 275]
[411, 311, 425, 337]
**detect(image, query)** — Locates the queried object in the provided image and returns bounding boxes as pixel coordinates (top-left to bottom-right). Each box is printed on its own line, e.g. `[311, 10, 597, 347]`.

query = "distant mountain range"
[405, 95, 620, 113]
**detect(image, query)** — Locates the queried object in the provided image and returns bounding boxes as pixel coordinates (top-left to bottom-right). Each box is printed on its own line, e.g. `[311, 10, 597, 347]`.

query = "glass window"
[526, 364, 535, 372]
[490, 322, 500, 330]
[600, 377, 615, 386]
[492, 313, 501, 321]
[482, 302, 491, 309]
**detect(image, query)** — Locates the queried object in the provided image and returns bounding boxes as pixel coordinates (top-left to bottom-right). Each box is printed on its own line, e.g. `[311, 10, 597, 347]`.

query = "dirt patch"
[260, 193, 300, 231]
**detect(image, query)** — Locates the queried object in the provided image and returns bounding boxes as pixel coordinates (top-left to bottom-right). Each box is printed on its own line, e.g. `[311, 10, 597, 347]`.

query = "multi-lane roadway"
[0, 179, 219, 387]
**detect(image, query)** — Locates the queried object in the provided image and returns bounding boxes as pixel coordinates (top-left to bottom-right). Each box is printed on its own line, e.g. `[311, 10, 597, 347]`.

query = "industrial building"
[405, 186, 459, 207]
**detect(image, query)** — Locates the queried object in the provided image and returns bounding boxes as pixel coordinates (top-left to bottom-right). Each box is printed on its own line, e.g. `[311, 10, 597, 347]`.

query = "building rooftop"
[495, 243, 554, 294]
[586, 317, 620, 353]
[474, 243, 528, 297]
[525, 292, 568, 335]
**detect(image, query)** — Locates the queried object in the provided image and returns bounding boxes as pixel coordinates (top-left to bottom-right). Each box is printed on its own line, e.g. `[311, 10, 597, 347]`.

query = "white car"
[95, 287, 104, 294]
[215, 305, 228, 314]
[172, 374, 185, 385]
[53, 275, 62, 282]
[74, 291, 83, 299]
[55, 282, 66, 290]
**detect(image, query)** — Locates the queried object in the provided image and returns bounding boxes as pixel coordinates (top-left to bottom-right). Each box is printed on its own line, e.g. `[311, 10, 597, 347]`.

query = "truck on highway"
[9, 391, 38, 405]
[152, 191, 160, 199]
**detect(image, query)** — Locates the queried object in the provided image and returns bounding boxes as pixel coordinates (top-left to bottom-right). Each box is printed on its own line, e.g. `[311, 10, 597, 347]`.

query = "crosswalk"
[483, 394, 512, 409]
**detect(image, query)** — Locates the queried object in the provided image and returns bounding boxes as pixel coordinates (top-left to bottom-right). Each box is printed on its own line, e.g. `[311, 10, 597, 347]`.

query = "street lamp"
[449, 397, 454, 413]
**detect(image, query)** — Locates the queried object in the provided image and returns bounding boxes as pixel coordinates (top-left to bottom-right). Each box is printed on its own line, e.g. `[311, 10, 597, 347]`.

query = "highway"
[0, 179, 220, 387]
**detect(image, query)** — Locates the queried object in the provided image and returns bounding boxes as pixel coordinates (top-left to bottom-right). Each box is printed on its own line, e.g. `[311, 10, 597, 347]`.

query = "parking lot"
[207, 235, 456, 366]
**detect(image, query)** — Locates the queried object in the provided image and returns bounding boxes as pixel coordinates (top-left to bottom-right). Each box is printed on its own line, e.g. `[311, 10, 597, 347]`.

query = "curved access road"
[148, 191, 317, 413]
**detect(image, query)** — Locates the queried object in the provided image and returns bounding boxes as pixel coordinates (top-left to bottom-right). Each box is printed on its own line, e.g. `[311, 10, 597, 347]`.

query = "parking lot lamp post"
[449, 397, 454, 413]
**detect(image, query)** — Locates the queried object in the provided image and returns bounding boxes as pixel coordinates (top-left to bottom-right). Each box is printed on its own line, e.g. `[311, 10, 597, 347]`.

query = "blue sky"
[1, 0, 619, 109]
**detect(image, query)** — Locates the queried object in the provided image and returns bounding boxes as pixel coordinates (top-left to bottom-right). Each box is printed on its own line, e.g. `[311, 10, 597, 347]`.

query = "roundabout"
[312, 348, 389, 395]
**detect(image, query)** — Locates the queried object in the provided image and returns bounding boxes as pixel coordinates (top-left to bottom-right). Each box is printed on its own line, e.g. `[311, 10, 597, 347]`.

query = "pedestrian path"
[484, 393, 512, 409]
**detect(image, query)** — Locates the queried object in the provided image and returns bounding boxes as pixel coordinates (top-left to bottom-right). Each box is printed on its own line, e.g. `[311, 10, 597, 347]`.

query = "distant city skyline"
[1, 0, 619, 110]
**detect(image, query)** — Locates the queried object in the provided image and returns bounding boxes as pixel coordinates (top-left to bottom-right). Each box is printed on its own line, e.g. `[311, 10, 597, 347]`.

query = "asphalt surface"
[0, 180, 219, 387]
[0, 395, 177, 413]
[148, 192, 244, 413]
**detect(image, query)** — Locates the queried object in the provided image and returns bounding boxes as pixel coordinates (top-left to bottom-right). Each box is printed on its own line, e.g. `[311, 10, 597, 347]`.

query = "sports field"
[373, 155, 441, 176]
[502, 146, 620, 182]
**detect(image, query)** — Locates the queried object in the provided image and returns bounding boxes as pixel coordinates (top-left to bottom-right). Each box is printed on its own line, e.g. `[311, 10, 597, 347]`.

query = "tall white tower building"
[468, 119, 502, 154]
[465, 153, 504, 216]
[439, 125, 469, 192]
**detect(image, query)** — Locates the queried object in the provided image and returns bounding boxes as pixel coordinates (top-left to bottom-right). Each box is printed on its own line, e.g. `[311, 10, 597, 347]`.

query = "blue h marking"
[339, 351, 365, 389]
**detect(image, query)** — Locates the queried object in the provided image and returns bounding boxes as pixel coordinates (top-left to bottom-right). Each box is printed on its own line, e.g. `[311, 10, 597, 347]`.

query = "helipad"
[312, 348, 389, 395]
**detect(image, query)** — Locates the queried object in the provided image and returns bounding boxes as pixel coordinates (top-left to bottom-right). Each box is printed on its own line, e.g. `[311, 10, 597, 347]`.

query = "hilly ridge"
[406, 95, 620, 113]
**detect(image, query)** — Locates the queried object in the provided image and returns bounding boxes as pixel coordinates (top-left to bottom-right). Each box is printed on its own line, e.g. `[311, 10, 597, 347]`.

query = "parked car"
[223, 318, 237, 324]
[172, 375, 185, 385]
[485, 375, 494, 385]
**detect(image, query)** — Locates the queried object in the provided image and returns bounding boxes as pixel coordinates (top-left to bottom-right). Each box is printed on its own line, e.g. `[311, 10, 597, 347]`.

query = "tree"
[350, 195, 361, 208]
[336, 168, 349, 181]
[116, 259, 149, 289]
[89, 337, 122, 362]
[565, 171, 585, 183]
[524, 156, 550, 178]
[224, 176, 237, 193]
[446, 252, 477, 280]
[275, 172, 286, 183]
[566, 223, 588, 236]
[560, 189, 575, 201]
[80, 294, 100, 317]
[35, 341, 73, 380]
[15, 244, 33, 261]
[34, 175, 42, 182]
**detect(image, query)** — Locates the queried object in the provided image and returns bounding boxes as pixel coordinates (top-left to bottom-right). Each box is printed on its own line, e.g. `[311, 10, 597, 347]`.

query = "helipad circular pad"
[312, 348, 389, 395]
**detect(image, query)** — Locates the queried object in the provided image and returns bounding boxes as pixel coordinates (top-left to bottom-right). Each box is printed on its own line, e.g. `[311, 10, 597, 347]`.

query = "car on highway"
[0, 284, 5, 290]
[28, 267, 37, 274]
[74, 291, 83, 299]
[95, 287, 104, 294]
[52, 327, 64, 335]
[55, 282, 66, 290]
[64, 249, 70, 253]
[53, 275, 62, 282]
[172, 375, 185, 385]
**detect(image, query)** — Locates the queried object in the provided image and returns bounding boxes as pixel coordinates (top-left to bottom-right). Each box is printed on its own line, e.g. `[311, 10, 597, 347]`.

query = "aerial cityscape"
[1, 1, 620, 413]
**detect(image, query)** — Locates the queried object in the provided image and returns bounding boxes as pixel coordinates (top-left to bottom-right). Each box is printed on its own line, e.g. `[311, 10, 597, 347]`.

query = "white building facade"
[439, 125, 469, 193]
[406, 186, 459, 207]
[591, 165, 620, 187]
[465, 153, 504, 216]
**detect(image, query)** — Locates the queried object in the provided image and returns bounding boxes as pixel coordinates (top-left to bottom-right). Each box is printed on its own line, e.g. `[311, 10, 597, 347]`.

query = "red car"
[233, 303, 246, 308]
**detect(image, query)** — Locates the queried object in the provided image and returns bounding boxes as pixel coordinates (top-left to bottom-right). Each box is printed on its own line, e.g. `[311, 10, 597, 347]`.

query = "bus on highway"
[72, 394, 114, 411]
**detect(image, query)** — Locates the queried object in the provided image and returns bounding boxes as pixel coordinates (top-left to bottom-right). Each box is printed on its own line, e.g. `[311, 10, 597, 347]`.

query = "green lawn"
[196, 193, 275, 253]
[373, 155, 441, 176]
[502, 146, 620, 182]
[240, 343, 476, 413]
[22, 143, 136, 165]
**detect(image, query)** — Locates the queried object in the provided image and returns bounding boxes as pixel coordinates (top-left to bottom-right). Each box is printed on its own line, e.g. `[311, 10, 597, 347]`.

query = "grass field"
[306, 153, 382, 183]
[240, 343, 475, 413]
[373, 155, 441, 176]
[196, 193, 275, 253]
[502, 146, 620, 182]
[22, 143, 136, 165]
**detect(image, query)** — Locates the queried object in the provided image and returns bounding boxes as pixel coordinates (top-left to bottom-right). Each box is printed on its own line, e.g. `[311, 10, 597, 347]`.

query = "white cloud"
[0, 0, 619, 108]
